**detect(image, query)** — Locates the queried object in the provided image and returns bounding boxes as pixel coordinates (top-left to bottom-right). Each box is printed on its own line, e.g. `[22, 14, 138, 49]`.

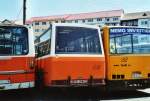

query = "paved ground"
[1, 87, 150, 101]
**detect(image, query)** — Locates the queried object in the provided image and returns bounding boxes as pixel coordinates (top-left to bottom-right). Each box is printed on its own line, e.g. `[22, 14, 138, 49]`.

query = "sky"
[0, 0, 150, 21]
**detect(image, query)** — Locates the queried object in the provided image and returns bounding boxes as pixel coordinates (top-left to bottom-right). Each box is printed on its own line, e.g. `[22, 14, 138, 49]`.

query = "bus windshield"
[55, 26, 102, 54]
[110, 28, 150, 54]
[0, 26, 28, 55]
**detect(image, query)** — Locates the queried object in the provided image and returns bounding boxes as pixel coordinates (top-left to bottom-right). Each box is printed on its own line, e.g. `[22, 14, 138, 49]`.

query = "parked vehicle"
[102, 26, 150, 90]
[0, 23, 35, 90]
[35, 23, 105, 87]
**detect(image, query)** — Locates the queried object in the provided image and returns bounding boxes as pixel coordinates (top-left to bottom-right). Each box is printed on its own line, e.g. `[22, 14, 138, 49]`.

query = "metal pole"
[23, 0, 26, 25]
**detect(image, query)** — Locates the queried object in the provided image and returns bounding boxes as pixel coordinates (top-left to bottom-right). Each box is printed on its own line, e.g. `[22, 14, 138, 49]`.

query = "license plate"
[70, 80, 88, 84]
[132, 72, 142, 79]
[0, 80, 10, 84]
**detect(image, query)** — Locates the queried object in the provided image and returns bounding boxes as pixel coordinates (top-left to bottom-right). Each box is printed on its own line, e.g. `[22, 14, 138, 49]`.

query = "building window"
[113, 17, 119, 21]
[141, 21, 147, 25]
[129, 22, 133, 26]
[141, 21, 145, 25]
[106, 18, 110, 21]
[133, 21, 138, 26]
[35, 22, 39, 25]
[42, 22, 46, 25]
[82, 20, 85, 23]
[35, 29, 39, 32]
[49, 21, 53, 24]
[141, 21, 144, 25]
[88, 19, 93, 22]
[97, 18, 102, 21]
[42, 29, 45, 32]
[112, 23, 115, 26]
[61, 20, 65, 23]
[75, 20, 78, 23]
[67, 20, 72, 23]
[122, 20, 138, 26]
[145, 21, 148, 24]
[121, 22, 128, 26]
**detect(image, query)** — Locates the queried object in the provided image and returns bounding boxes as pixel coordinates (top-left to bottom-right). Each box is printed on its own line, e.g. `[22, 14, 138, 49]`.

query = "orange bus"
[0, 24, 35, 90]
[102, 26, 150, 90]
[35, 23, 105, 87]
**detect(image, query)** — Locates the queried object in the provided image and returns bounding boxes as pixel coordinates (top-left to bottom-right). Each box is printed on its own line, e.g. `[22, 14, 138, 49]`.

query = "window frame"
[0, 26, 29, 56]
[97, 18, 102, 21]
[35, 26, 52, 57]
[53, 26, 104, 55]
[42, 22, 47, 25]
[109, 27, 150, 55]
[35, 22, 39, 25]
[75, 20, 78, 23]
[87, 19, 93, 22]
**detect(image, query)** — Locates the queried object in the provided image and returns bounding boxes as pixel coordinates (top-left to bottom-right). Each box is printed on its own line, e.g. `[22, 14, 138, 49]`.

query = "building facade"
[26, 9, 124, 37]
[121, 11, 150, 28]
[65, 9, 124, 27]
[26, 15, 69, 38]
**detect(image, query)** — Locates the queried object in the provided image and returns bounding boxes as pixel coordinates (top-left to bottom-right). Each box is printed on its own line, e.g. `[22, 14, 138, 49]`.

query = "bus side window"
[110, 38, 115, 54]
[37, 39, 51, 57]
[35, 26, 52, 57]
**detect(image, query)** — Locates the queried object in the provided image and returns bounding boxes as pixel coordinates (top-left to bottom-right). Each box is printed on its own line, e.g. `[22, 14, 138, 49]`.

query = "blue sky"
[0, 0, 150, 20]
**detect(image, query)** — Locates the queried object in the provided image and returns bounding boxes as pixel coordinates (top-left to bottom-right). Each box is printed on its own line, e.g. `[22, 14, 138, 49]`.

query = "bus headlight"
[132, 72, 142, 79]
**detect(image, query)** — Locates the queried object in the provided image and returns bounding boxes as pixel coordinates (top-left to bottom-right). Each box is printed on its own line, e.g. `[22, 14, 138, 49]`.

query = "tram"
[102, 26, 150, 90]
[0, 23, 35, 90]
[35, 23, 105, 87]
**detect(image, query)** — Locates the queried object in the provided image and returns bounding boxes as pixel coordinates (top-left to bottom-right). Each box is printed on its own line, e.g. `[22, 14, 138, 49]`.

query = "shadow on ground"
[0, 87, 150, 101]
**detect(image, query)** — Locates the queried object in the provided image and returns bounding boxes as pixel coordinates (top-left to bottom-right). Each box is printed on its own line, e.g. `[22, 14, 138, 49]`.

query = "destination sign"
[110, 28, 150, 34]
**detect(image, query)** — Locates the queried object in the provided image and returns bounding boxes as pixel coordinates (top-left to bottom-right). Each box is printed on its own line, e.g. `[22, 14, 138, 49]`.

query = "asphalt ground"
[0, 87, 150, 101]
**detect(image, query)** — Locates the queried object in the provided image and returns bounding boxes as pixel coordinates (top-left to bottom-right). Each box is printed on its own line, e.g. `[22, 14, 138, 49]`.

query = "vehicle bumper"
[50, 79, 105, 87]
[106, 79, 150, 90]
[0, 81, 34, 90]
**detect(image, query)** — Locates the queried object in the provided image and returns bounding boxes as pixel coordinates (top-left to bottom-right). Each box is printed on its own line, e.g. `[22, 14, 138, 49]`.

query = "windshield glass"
[0, 26, 28, 55]
[110, 28, 150, 54]
[35, 26, 52, 57]
[55, 26, 102, 54]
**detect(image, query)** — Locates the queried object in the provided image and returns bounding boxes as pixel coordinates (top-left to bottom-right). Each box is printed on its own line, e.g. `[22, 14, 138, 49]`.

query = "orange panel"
[38, 57, 105, 86]
[0, 57, 35, 83]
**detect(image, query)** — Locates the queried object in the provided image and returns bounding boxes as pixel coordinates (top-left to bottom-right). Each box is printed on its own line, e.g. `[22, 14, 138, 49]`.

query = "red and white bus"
[35, 23, 105, 87]
[0, 24, 35, 90]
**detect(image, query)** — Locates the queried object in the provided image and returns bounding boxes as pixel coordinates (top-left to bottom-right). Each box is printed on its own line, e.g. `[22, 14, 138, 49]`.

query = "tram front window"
[0, 26, 28, 55]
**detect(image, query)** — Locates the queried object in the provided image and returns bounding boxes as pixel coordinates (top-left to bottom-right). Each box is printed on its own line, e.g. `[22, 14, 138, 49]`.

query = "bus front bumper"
[106, 79, 150, 90]
[0, 81, 34, 90]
